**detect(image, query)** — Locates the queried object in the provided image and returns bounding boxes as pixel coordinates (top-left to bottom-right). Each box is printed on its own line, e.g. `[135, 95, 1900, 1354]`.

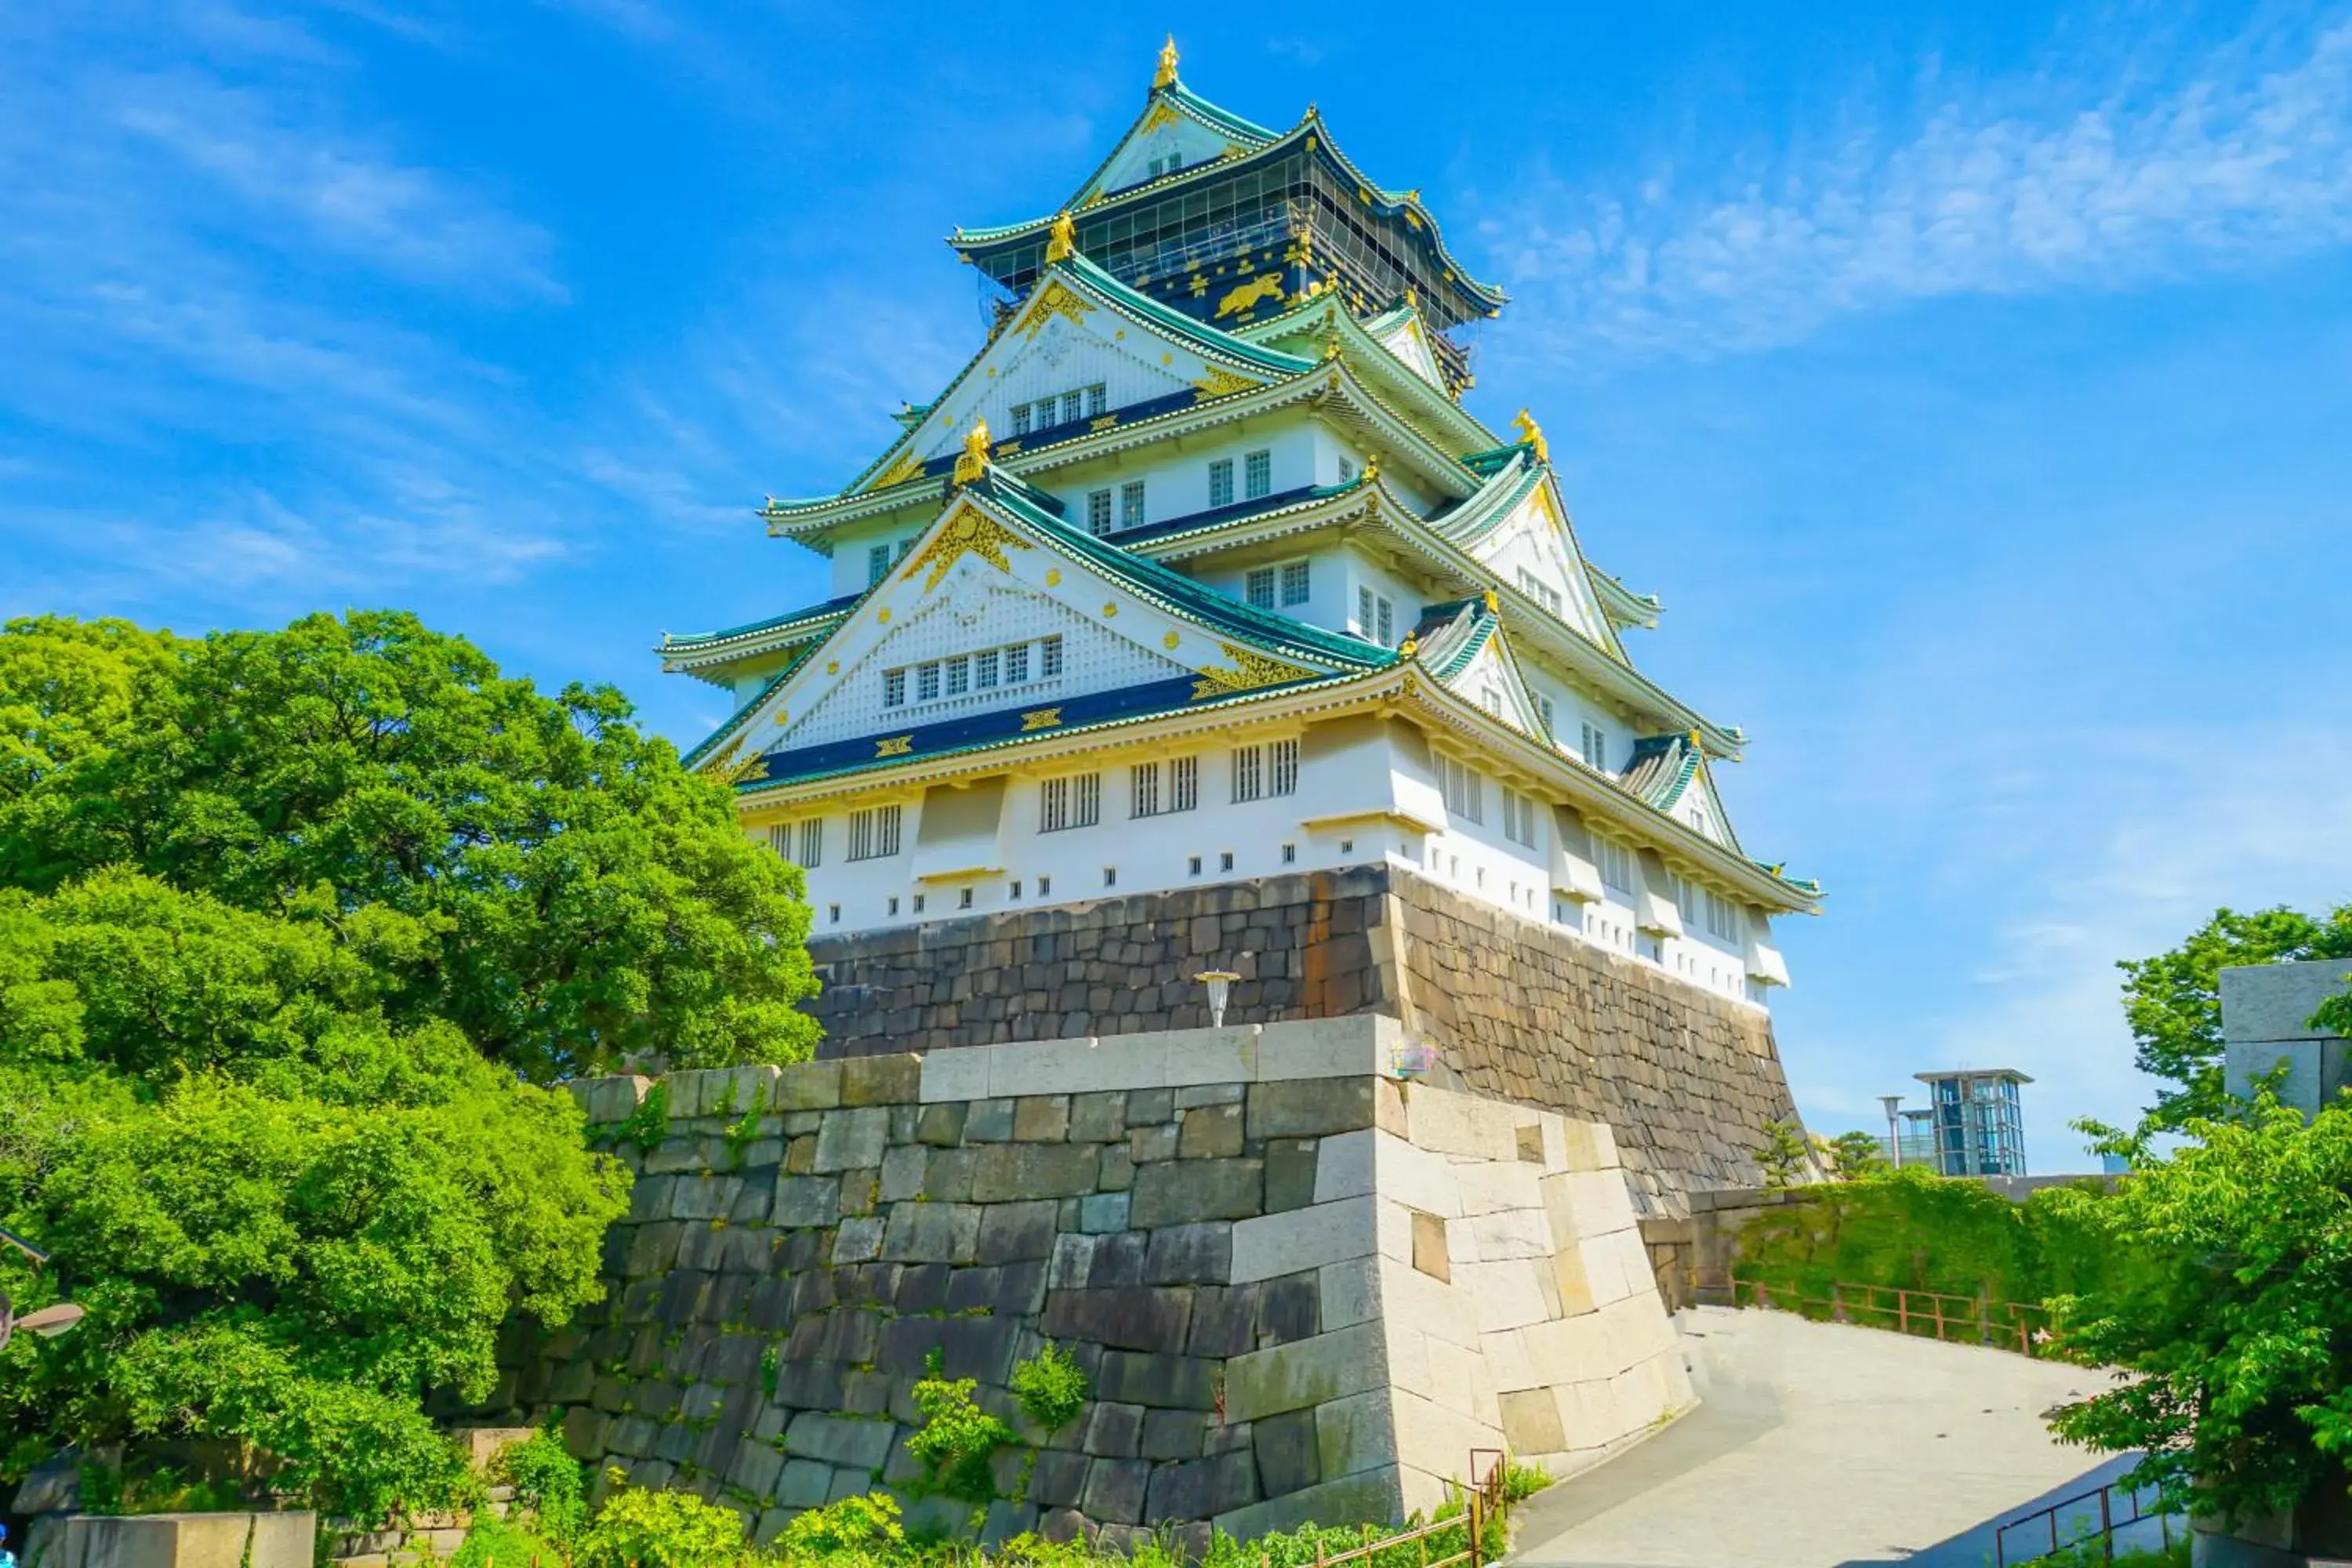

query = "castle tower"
[658, 45, 1820, 1212]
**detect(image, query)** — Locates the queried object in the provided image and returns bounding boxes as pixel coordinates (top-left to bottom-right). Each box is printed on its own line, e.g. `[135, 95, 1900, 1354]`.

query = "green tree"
[2118, 905, 2352, 1128]
[1827, 1130, 1887, 1181]
[0, 611, 821, 1081]
[2043, 1098, 2352, 1529]
[1754, 1118, 1814, 1189]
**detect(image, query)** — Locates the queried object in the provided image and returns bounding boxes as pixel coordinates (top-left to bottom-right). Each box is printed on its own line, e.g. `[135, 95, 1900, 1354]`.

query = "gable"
[696, 488, 1381, 781]
[1370, 314, 1446, 390]
[1440, 633, 1545, 741]
[1662, 756, 1743, 855]
[1083, 106, 1248, 203]
[1470, 481, 1612, 644]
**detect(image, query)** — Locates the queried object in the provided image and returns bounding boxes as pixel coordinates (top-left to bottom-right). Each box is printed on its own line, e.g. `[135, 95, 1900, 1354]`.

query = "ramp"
[1508, 1305, 2130, 1568]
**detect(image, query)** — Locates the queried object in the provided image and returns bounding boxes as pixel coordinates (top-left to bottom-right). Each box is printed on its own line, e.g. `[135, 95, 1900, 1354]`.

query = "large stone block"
[1145, 1222, 1232, 1285]
[51, 1512, 319, 1568]
[1042, 1287, 1195, 1355]
[771, 1176, 839, 1229]
[1314, 1388, 1396, 1480]
[971, 1143, 1101, 1202]
[1213, 1466, 1400, 1537]
[812, 1108, 890, 1173]
[881, 1200, 982, 1264]
[1080, 1457, 1152, 1525]
[783, 1411, 897, 1468]
[775, 1061, 844, 1111]
[1247, 1079, 1376, 1140]
[976, 1199, 1059, 1264]
[1178, 1103, 1246, 1159]
[1128, 1158, 1263, 1227]
[1224, 1320, 1388, 1423]
[841, 1053, 920, 1106]
[1230, 1196, 1377, 1285]
[1252, 1407, 1319, 1497]
[1145, 1449, 1258, 1524]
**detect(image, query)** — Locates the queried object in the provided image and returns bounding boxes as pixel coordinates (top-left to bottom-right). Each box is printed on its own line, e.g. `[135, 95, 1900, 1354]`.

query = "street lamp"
[0, 1225, 84, 1355]
[1196, 971, 1240, 1028]
[1879, 1094, 1906, 1169]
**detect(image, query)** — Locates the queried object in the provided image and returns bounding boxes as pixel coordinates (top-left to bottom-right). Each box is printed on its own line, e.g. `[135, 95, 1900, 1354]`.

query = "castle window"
[1130, 755, 1199, 818]
[1040, 635, 1065, 678]
[946, 655, 970, 696]
[847, 804, 902, 862]
[1031, 397, 1055, 430]
[960, 887, 975, 909]
[1356, 587, 1395, 646]
[1535, 694, 1555, 735]
[1245, 568, 1275, 609]
[975, 650, 1000, 689]
[1087, 488, 1113, 536]
[1594, 835, 1633, 894]
[918, 662, 942, 702]
[1040, 771, 1101, 833]
[1581, 723, 1608, 770]
[1170, 754, 1198, 811]
[1232, 739, 1297, 803]
[769, 818, 822, 868]
[1209, 459, 1235, 509]
[1037, 874, 1051, 896]
[1219, 851, 1235, 872]
[1131, 760, 1160, 818]
[1005, 642, 1029, 684]
[1102, 866, 1117, 887]
[1517, 568, 1563, 615]
[868, 544, 891, 586]
[828, 903, 840, 924]
[1062, 391, 1083, 425]
[1245, 449, 1272, 499]
[1338, 457, 1357, 483]
[1279, 561, 1310, 606]
[1270, 738, 1298, 795]
[883, 669, 907, 708]
[1086, 383, 1107, 417]
[1438, 754, 1483, 824]
[1120, 481, 1145, 529]
[1281, 842, 1296, 865]
[1012, 403, 1033, 436]
[1232, 744, 1262, 802]
[1704, 888, 1741, 942]
[1009, 880, 1022, 899]
[1189, 855, 1203, 876]
[1502, 789, 1540, 849]
[913, 893, 925, 913]
[888, 896, 899, 916]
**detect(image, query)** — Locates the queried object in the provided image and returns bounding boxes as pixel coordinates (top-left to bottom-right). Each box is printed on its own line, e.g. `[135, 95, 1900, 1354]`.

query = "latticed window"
[946, 656, 970, 696]
[1170, 754, 1198, 811]
[1209, 459, 1234, 509]
[975, 650, 999, 689]
[868, 544, 890, 585]
[1005, 643, 1029, 684]
[1280, 561, 1310, 607]
[883, 669, 906, 708]
[1040, 635, 1065, 677]
[1245, 568, 1275, 609]
[1121, 481, 1145, 529]
[1131, 761, 1160, 818]
[1245, 449, 1272, 499]
[1011, 404, 1033, 436]
[1595, 835, 1633, 893]
[1705, 888, 1741, 942]
[1062, 391, 1083, 424]
[1087, 489, 1112, 536]
[1438, 754, 1483, 824]
[1085, 383, 1108, 417]
[1503, 789, 1541, 848]
[1232, 744, 1263, 803]
[917, 663, 941, 702]
[1130, 756, 1199, 818]
[847, 804, 902, 862]
[1269, 738, 1298, 796]
[1040, 772, 1101, 833]
[1581, 723, 1608, 770]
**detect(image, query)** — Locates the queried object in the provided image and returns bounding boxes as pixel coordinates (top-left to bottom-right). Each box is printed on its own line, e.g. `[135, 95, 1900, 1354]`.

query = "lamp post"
[1879, 1094, 1906, 1169]
[1196, 971, 1240, 1028]
[0, 1224, 85, 1355]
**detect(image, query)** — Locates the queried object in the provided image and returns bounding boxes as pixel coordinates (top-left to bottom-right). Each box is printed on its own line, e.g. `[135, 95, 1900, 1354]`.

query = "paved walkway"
[1508, 1305, 2138, 1568]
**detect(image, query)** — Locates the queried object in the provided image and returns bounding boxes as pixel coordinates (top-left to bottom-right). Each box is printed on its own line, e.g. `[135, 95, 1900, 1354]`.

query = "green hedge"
[1729, 1168, 2141, 1310]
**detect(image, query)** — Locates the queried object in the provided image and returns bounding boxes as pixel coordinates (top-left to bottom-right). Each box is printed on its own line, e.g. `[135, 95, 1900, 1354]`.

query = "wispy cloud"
[1486, 16, 2352, 360]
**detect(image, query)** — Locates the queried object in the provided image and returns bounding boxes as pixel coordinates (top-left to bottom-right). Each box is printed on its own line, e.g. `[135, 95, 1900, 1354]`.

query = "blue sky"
[6, 2, 2351, 1167]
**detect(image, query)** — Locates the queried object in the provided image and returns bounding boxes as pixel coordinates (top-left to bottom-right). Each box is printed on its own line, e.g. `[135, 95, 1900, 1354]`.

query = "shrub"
[497, 1427, 588, 1548]
[452, 1514, 560, 1568]
[579, 1485, 745, 1568]
[1499, 1457, 1551, 1503]
[1009, 1342, 1089, 1434]
[775, 1493, 905, 1559]
[906, 1352, 1015, 1504]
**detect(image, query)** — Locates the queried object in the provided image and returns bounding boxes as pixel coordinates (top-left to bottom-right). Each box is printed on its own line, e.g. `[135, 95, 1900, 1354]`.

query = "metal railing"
[1994, 1474, 2179, 1566]
[1730, 1278, 2052, 1356]
[1253, 1449, 1511, 1568]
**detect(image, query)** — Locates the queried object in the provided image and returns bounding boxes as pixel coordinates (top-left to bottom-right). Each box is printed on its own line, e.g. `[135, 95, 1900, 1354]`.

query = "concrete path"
[1508, 1305, 2137, 1568]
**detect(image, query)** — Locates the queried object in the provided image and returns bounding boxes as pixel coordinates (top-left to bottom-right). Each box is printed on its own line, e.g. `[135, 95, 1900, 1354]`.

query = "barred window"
[1502, 789, 1541, 848]
[847, 804, 902, 862]
[1232, 740, 1294, 802]
[1131, 761, 1160, 818]
[1232, 744, 1262, 803]
[1595, 835, 1634, 893]
[1377, 597, 1393, 644]
[946, 655, 970, 696]
[867, 544, 890, 586]
[1040, 771, 1101, 833]
[883, 669, 906, 707]
[1005, 643, 1029, 684]
[1131, 755, 1199, 818]
[975, 649, 1000, 689]
[1011, 403, 1033, 436]
[1269, 738, 1298, 796]
[1062, 391, 1083, 425]
[1170, 753, 1198, 811]
[1120, 481, 1145, 529]
[917, 662, 941, 702]
[1086, 383, 1108, 417]
[1040, 635, 1065, 677]
[1245, 568, 1276, 609]
[1580, 723, 1608, 771]
[770, 818, 822, 868]
[1209, 459, 1235, 509]
[1087, 488, 1113, 536]
[1704, 889, 1742, 942]
[1280, 561, 1310, 606]
[1438, 754, 1483, 824]
[1245, 448, 1272, 500]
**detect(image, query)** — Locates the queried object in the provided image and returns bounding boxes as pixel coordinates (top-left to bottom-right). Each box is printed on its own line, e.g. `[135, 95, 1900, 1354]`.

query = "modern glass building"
[1911, 1068, 2031, 1177]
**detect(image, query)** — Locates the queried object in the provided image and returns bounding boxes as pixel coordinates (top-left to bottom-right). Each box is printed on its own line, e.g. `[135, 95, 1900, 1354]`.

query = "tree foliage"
[2044, 1098, 2352, 1526]
[2118, 905, 2352, 1129]
[0, 610, 820, 1516]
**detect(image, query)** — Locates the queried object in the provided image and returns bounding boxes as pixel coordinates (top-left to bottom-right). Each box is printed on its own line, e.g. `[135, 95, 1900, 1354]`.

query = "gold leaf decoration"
[877, 735, 913, 757]
[1163, 631, 1181, 650]
[1189, 642, 1320, 702]
[899, 500, 1033, 593]
[1141, 100, 1181, 135]
[1014, 279, 1092, 338]
[1213, 274, 1285, 320]
[1021, 708, 1063, 731]
[1192, 365, 1262, 399]
[867, 449, 925, 491]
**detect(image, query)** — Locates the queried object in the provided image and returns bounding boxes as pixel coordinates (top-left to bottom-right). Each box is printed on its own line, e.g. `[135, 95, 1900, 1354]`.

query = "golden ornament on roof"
[1154, 34, 1179, 90]
[953, 419, 991, 487]
[1512, 408, 1550, 464]
[1045, 211, 1078, 264]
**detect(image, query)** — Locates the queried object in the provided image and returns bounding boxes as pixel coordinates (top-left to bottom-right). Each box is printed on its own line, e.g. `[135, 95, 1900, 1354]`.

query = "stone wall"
[804, 865, 1801, 1216]
[499, 1018, 1691, 1551]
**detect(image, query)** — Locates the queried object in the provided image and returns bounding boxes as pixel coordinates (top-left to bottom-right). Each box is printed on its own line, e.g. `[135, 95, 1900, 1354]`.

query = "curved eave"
[808, 256, 1319, 505]
[1133, 487, 1740, 758]
[1592, 571, 1662, 630]
[658, 595, 861, 666]
[949, 115, 1506, 316]
[1240, 296, 1502, 453]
